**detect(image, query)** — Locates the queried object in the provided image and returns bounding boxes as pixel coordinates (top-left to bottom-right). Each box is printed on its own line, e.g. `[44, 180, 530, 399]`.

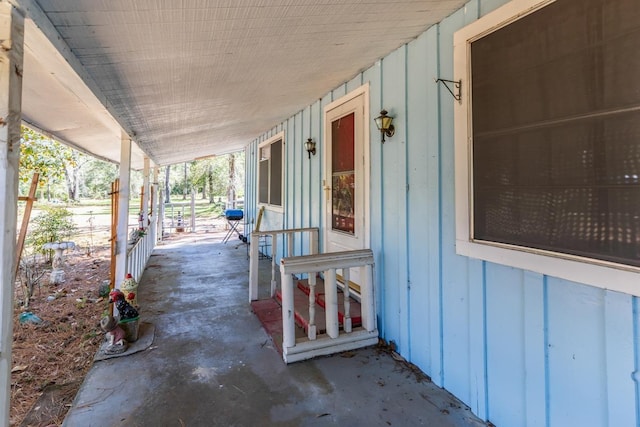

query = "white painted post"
[362, 264, 376, 332]
[270, 233, 278, 298]
[190, 191, 195, 232]
[342, 268, 352, 333]
[307, 269, 317, 340]
[309, 229, 318, 255]
[115, 131, 132, 290]
[249, 232, 259, 301]
[281, 268, 296, 349]
[158, 188, 165, 241]
[142, 157, 150, 229]
[308, 230, 317, 340]
[0, 4, 23, 425]
[287, 232, 293, 257]
[325, 268, 339, 339]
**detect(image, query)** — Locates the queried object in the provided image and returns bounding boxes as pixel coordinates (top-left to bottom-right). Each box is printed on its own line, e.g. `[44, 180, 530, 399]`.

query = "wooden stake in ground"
[15, 172, 38, 278]
[109, 179, 119, 316]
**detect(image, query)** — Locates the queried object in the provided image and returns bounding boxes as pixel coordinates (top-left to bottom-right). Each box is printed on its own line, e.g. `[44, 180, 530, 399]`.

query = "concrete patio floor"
[63, 232, 487, 427]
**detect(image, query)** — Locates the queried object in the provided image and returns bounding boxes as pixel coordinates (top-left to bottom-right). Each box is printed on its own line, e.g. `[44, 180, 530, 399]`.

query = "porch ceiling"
[15, 0, 465, 168]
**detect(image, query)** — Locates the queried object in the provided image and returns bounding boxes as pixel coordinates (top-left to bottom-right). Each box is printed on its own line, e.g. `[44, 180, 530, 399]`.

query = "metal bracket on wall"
[435, 78, 462, 103]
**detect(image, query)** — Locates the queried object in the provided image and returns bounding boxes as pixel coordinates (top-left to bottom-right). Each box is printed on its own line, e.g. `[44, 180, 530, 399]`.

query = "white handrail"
[248, 227, 319, 302]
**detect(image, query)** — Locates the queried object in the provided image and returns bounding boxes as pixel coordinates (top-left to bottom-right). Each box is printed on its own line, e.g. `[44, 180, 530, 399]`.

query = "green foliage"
[82, 159, 118, 198]
[26, 206, 77, 259]
[20, 127, 71, 182]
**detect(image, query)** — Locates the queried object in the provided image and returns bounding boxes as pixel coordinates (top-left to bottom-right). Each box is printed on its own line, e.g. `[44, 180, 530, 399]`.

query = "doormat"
[94, 322, 155, 361]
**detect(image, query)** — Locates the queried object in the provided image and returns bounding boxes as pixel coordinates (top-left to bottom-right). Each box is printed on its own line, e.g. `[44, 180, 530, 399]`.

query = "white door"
[323, 86, 370, 288]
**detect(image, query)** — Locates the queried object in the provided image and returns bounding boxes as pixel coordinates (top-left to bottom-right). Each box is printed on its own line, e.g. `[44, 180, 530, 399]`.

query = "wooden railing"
[279, 249, 378, 363]
[248, 227, 319, 302]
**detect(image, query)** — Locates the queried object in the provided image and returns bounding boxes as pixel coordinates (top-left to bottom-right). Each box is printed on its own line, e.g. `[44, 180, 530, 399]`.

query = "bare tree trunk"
[164, 165, 171, 203]
[227, 153, 236, 208]
[65, 168, 74, 200]
[183, 162, 188, 200]
[208, 164, 214, 203]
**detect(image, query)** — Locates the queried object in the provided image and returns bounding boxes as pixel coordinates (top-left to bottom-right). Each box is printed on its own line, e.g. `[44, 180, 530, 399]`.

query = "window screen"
[257, 138, 282, 207]
[471, 0, 640, 266]
[269, 139, 282, 206]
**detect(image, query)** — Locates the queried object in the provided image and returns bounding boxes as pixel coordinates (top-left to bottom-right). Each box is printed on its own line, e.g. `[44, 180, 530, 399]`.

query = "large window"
[258, 133, 283, 208]
[454, 0, 640, 294]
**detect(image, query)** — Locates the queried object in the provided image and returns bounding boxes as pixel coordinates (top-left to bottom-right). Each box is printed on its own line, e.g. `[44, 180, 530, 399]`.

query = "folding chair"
[222, 209, 243, 243]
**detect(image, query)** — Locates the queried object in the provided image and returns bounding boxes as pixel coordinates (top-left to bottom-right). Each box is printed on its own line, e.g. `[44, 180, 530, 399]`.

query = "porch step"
[275, 277, 362, 335]
[296, 278, 362, 326]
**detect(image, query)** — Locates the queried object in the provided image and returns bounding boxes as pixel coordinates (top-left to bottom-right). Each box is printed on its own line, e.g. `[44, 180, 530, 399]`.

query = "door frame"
[322, 84, 371, 254]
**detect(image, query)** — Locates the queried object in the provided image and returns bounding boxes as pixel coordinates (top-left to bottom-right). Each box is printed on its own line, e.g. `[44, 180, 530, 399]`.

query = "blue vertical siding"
[406, 30, 433, 375]
[243, 0, 640, 425]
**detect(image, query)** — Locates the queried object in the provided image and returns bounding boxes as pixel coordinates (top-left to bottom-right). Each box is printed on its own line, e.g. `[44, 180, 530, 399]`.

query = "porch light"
[304, 138, 316, 159]
[374, 110, 395, 143]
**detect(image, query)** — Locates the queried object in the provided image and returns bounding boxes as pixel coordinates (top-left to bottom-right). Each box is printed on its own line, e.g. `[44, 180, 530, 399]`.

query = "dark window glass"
[270, 139, 282, 206]
[471, 0, 640, 266]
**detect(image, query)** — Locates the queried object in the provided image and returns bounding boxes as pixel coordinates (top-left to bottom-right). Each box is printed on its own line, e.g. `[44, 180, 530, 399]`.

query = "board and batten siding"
[245, 0, 639, 425]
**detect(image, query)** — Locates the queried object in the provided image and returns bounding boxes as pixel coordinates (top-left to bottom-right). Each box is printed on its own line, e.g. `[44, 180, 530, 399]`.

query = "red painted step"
[275, 277, 362, 335]
[296, 278, 362, 326]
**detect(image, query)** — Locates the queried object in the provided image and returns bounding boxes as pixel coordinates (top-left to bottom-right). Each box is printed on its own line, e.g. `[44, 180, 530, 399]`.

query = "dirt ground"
[10, 245, 111, 427]
[9, 209, 232, 426]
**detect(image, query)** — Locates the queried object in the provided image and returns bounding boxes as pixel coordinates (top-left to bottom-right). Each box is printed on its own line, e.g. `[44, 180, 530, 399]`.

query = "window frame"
[257, 131, 285, 212]
[453, 0, 640, 296]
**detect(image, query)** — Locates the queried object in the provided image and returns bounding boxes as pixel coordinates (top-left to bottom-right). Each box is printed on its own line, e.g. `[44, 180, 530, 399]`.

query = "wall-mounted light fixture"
[304, 138, 316, 159]
[374, 110, 395, 143]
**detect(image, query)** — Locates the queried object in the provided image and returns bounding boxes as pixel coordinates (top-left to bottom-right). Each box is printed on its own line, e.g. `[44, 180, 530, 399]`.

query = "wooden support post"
[15, 172, 38, 277]
[0, 4, 24, 425]
[142, 157, 150, 227]
[114, 132, 131, 290]
[109, 179, 119, 316]
[249, 231, 259, 301]
[270, 234, 278, 298]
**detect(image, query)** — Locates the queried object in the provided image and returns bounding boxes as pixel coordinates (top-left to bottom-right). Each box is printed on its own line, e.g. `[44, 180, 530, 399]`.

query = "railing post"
[309, 229, 318, 255]
[281, 269, 296, 349]
[362, 263, 376, 332]
[308, 271, 317, 340]
[190, 191, 196, 232]
[249, 232, 259, 301]
[270, 233, 278, 297]
[325, 268, 339, 339]
[286, 233, 294, 257]
[342, 268, 352, 333]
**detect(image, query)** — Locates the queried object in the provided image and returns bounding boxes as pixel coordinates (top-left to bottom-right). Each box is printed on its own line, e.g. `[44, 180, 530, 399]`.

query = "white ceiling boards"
[15, 0, 466, 167]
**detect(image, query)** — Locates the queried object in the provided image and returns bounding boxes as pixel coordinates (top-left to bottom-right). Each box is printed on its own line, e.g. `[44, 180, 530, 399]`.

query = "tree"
[227, 153, 236, 207]
[20, 127, 70, 201]
[81, 158, 118, 199]
[20, 127, 101, 202]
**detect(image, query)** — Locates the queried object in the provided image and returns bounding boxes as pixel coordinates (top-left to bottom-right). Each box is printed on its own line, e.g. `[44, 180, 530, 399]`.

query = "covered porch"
[62, 232, 484, 426]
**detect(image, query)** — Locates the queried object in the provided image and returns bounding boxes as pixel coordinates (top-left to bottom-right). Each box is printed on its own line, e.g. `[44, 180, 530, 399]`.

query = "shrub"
[27, 206, 76, 262]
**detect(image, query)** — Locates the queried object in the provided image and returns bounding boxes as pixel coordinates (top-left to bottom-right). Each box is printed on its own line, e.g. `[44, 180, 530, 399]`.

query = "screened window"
[258, 135, 283, 207]
[469, 0, 640, 267]
[454, 0, 640, 293]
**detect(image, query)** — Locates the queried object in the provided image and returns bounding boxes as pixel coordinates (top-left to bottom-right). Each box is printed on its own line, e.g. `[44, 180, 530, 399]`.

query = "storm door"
[323, 87, 370, 290]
